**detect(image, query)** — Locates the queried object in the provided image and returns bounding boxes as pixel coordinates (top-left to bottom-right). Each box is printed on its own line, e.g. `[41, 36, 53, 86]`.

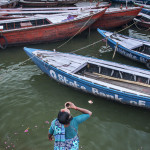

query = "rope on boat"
[0, 56, 34, 79]
[133, 20, 142, 30]
[105, 37, 107, 48]
[145, 27, 150, 31]
[56, 12, 94, 50]
[112, 42, 118, 59]
[67, 22, 137, 54]
[1, 11, 146, 76]
[69, 39, 104, 53]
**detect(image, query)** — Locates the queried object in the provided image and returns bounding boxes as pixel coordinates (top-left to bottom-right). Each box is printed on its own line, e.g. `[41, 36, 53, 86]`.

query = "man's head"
[57, 108, 72, 125]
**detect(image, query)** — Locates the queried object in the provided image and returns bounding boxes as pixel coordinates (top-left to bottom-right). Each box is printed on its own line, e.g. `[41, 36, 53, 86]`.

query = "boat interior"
[136, 14, 150, 22]
[0, 14, 78, 30]
[141, 9, 150, 15]
[132, 44, 150, 55]
[0, 18, 51, 30]
[75, 63, 150, 95]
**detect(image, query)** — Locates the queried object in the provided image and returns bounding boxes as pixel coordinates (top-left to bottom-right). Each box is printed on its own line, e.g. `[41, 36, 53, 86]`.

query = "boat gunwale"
[105, 7, 142, 14]
[28, 48, 150, 101]
[0, 8, 106, 33]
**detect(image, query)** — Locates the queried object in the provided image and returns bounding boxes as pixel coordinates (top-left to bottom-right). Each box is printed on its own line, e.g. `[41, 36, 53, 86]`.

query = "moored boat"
[133, 8, 150, 28]
[19, 0, 79, 6]
[134, 1, 150, 9]
[0, 8, 106, 49]
[97, 28, 150, 69]
[19, 0, 58, 7]
[57, 0, 79, 6]
[24, 47, 150, 109]
[0, 3, 111, 15]
[134, 13, 150, 28]
[91, 7, 142, 29]
[0, 0, 18, 8]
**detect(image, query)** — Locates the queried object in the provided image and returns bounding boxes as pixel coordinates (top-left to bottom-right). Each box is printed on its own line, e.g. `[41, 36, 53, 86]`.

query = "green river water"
[0, 3, 150, 150]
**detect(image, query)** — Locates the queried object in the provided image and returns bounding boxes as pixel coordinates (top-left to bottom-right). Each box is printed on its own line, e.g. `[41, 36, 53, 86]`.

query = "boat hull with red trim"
[19, 0, 58, 7]
[0, 8, 106, 48]
[91, 7, 142, 29]
[134, 18, 150, 28]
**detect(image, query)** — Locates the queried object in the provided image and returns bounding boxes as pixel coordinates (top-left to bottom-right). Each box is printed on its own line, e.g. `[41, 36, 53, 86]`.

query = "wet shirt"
[49, 114, 90, 139]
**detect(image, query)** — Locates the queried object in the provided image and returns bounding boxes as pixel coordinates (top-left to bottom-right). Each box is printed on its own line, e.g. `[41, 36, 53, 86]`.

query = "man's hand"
[65, 102, 76, 109]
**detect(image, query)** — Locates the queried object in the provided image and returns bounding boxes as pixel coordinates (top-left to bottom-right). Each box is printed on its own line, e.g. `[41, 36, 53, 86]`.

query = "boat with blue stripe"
[97, 28, 150, 69]
[24, 47, 150, 109]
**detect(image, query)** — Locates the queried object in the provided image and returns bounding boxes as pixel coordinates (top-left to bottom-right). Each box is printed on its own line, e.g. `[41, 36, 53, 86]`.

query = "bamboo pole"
[112, 42, 118, 59]
[93, 72, 150, 88]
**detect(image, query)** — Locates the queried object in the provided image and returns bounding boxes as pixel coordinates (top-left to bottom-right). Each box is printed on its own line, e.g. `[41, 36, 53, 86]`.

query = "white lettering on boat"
[130, 100, 145, 106]
[49, 70, 146, 106]
[117, 47, 138, 60]
[50, 70, 81, 89]
[92, 87, 122, 101]
[140, 57, 147, 63]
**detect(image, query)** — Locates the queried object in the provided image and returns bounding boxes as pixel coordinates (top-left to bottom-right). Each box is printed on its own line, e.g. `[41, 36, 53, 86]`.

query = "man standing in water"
[48, 102, 92, 150]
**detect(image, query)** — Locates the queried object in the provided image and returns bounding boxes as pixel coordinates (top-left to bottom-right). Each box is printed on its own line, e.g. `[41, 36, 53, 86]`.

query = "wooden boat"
[109, 0, 133, 3]
[0, 3, 110, 20]
[20, 0, 78, 6]
[133, 8, 150, 28]
[24, 47, 150, 109]
[0, 14, 26, 20]
[0, 8, 106, 49]
[91, 7, 142, 29]
[57, 0, 78, 6]
[134, 1, 150, 9]
[0, 0, 18, 8]
[140, 8, 150, 14]
[97, 28, 150, 69]
[0, 2, 111, 13]
[18, 0, 58, 7]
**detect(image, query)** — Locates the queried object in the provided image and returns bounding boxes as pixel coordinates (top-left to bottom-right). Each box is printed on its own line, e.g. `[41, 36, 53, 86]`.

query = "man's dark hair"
[58, 111, 73, 125]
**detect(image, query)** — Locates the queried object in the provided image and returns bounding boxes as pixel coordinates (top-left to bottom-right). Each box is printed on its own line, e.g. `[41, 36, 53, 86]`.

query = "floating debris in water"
[45, 121, 49, 124]
[14, 132, 18, 135]
[24, 127, 29, 133]
[88, 100, 93, 104]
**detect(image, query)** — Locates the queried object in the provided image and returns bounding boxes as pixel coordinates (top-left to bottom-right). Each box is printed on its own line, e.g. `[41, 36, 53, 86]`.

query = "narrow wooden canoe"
[134, 14, 150, 28]
[24, 47, 150, 109]
[91, 7, 142, 29]
[0, 0, 18, 8]
[0, 8, 106, 49]
[19, 0, 58, 7]
[133, 8, 150, 28]
[0, 2, 110, 12]
[19, 0, 78, 6]
[97, 28, 150, 69]
[134, 1, 150, 9]
[0, 3, 111, 16]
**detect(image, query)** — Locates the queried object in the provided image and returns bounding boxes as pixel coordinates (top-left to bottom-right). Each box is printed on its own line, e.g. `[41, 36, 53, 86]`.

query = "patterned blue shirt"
[49, 114, 90, 139]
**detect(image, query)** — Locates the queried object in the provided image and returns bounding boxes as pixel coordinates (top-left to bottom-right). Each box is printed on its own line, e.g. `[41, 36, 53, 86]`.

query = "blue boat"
[97, 28, 150, 69]
[24, 47, 150, 109]
[141, 8, 150, 14]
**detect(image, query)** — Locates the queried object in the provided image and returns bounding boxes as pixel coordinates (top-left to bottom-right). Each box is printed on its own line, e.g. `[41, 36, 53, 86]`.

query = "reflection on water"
[129, 29, 150, 42]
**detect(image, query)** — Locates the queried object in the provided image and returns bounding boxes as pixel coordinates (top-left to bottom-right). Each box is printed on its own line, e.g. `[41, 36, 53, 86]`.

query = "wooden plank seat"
[83, 71, 150, 95]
